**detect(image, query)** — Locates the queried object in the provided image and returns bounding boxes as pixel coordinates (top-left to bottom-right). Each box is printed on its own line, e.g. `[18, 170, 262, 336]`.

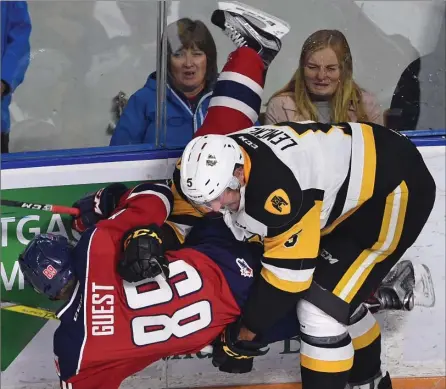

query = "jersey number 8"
[123, 260, 212, 346]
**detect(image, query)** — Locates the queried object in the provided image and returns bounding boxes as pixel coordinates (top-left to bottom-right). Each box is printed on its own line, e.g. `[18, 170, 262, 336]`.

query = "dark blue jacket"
[1, 1, 31, 133]
[110, 72, 213, 148]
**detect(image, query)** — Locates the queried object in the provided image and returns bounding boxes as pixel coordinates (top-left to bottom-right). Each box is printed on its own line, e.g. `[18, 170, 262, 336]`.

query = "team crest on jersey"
[236, 258, 254, 278]
[206, 154, 218, 167]
[264, 189, 291, 215]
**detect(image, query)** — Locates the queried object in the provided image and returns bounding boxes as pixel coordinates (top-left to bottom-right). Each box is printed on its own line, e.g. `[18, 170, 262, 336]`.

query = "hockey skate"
[365, 260, 436, 312]
[349, 371, 393, 389]
[211, 1, 290, 67]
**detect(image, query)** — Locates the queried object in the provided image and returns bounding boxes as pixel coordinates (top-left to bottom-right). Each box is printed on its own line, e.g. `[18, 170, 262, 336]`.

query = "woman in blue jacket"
[110, 18, 217, 148]
[1, 1, 31, 153]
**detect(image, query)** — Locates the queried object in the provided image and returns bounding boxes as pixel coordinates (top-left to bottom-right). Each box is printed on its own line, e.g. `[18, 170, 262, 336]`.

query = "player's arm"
[243, 190, 325, 335]
[72, 182, 174, 235]
[79, 183, 172, 284]
[212, 191, 324, 373]
[71, 182, 129, 232]
[101, 182, 178, 282]
[245, 200, 322, 334]
[98, 182, 174, 233]
[163, 157, 206, 246]
[107, 171, 202, 283]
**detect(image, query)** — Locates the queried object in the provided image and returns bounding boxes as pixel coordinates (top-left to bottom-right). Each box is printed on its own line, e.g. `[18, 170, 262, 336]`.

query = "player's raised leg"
[195, 2, 290, 137]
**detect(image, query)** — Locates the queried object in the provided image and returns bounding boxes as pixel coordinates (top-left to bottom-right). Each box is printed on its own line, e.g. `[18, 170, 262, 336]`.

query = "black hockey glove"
[117, 225, 170, 282]
[71, 183, 128, 233]
[212, 318, 269, 374]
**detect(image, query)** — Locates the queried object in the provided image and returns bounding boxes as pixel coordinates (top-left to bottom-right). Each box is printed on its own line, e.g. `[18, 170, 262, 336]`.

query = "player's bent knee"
[297, 298, 348, 337]
[298, 299, 354, 374]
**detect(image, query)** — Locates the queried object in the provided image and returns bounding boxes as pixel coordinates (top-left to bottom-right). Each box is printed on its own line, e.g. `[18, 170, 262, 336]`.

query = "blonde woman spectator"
[265, 29, 383, 125]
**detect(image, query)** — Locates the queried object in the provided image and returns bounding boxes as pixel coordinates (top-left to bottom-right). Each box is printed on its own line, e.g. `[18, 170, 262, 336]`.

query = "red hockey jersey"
[54, 183, 241, 389]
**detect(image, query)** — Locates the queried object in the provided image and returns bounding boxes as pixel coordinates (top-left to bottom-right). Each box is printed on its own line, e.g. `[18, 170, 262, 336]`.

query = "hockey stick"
[1, 199, 80, 217]
[1, 300, 58, 320]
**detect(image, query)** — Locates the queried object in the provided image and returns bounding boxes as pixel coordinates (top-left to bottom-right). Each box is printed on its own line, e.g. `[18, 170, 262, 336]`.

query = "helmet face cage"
[18, 234, 75, 300]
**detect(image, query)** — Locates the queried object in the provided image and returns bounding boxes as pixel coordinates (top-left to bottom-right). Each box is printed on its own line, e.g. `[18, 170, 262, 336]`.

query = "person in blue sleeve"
[110, 18, 217, 148]
[1, 1, 31, 153]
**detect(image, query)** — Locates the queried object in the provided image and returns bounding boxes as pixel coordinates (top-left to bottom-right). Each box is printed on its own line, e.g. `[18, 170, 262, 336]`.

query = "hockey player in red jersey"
[19, 182, 269, 389]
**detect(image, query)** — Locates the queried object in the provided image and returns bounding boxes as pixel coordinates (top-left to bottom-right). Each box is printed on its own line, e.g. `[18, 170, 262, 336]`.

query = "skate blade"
[218, 1, 291, 39]
[413, 263, 436, 308]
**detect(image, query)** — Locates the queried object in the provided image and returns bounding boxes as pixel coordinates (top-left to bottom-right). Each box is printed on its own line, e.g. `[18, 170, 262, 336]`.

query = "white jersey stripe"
[127, 189, 171, 216]
[348, 309, 377, 339]
[339, 183, 406, 300]
[217, 71, 263, 95]
[261, 262, 315, 282]
[300, 339, 354, 361]
[56, 281, 80, 319]
[209, 96, 258, 124]
[341, 123, 365, 215]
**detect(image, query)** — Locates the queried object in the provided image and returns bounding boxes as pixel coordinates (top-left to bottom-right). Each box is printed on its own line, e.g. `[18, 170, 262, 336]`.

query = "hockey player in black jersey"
[164, 5, 436, 389]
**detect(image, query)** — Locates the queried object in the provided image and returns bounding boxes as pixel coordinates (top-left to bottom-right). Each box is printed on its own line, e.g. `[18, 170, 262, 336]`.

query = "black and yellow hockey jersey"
[167, 121, 420, 296]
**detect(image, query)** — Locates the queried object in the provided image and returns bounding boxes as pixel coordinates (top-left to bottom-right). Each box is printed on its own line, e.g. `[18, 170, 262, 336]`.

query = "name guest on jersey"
[91, 282, 115, 336]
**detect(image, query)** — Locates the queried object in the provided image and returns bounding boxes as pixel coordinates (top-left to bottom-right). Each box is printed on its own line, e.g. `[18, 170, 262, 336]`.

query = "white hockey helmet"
[180, 135, 244, 205]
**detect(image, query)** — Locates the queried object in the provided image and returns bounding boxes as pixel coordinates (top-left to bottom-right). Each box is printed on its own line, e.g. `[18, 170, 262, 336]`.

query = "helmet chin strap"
[234, 185, 246, 213]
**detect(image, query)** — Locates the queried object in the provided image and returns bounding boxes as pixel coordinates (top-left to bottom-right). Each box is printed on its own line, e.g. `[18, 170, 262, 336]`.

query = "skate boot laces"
[224, 20, 247, 47]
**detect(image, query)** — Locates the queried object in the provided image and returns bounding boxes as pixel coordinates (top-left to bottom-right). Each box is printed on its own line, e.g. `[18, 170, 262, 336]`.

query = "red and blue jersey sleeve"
[98, 182, 174, 235]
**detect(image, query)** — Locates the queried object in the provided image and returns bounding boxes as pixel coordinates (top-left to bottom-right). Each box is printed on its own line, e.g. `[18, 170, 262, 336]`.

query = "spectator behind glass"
[265, 29, 383, 125]
[1, 1, 31, 153]
[110, 18, 217, 148]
